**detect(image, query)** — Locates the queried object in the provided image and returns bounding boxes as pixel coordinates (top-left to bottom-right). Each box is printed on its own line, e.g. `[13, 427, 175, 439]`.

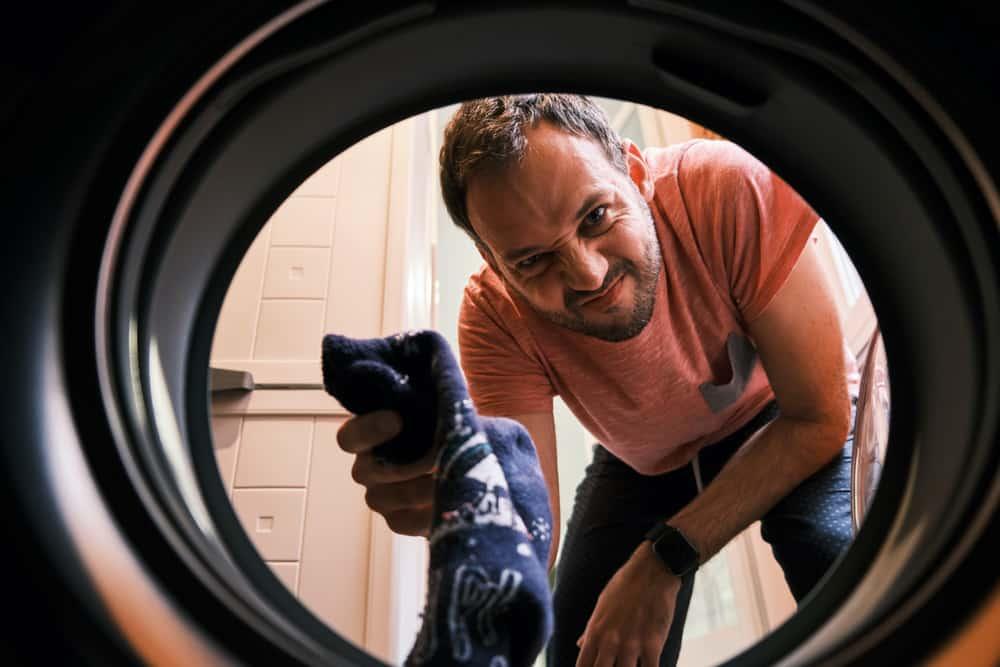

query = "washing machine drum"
[2, 3, 998, 665]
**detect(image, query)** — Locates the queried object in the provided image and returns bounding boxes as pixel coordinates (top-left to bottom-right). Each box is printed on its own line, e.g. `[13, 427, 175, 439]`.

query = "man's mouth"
[578, 273, 626, 308]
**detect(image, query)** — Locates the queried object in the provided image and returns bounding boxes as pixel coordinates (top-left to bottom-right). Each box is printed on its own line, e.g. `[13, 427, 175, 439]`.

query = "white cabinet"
[210, 118, 434, 664]
[231, 488, 307, 561]
[233, 417, 313, 488]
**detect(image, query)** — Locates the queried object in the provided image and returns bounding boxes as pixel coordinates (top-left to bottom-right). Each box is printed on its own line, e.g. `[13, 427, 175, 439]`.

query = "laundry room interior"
[208, 98, 887, 667]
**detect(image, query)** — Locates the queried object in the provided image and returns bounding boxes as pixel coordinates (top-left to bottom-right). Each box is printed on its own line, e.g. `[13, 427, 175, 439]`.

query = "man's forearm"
[666, 414, 849, 564]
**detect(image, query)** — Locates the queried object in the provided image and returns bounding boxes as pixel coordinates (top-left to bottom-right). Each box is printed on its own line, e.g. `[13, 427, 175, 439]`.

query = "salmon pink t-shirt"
[457, 140, 859, 475]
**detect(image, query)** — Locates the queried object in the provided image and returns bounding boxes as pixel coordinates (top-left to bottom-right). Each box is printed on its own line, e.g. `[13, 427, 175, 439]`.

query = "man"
[338, 94, 859, 666]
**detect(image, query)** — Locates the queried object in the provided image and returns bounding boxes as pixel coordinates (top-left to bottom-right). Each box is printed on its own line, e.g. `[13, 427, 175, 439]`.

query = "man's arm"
[509, 411, 561, 572]
[574, 229, 852, 667]
[666, 231, 852, 563]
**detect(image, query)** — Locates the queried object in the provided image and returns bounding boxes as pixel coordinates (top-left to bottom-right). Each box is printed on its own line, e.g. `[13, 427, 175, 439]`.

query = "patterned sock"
[322, 330, 554, 667]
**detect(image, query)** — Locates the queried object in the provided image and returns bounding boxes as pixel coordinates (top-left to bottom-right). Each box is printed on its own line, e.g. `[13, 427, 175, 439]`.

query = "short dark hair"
[439, 94, 628, 244]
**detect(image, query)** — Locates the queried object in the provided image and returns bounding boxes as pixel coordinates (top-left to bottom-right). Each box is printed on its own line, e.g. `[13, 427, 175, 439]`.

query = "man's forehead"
[465, 125, 616, 247]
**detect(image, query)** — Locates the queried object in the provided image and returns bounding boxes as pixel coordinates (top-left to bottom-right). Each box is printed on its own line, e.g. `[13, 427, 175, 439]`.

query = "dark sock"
[322, 330, 554, 667]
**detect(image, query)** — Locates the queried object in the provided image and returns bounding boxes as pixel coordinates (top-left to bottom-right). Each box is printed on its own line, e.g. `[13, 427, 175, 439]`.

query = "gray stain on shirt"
[700, 333, 757, 413]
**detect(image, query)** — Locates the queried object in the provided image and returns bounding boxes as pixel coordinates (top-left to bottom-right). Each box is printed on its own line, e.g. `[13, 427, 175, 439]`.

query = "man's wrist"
[633, 540, 683, 593]
[644, 522, 701, 578]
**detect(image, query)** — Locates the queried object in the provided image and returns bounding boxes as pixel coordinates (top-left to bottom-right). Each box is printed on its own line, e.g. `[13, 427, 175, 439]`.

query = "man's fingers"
[365, 475, 436, 513]
[577, 636, 646, 667]
[640, 642, 662, 667]
[575, 635, 598, 667]
[593, 647, 615, 667]
[618, 642, 640, 667]
[336, 410, 437, 538]
[337, 410, 402, 453]
[352, 452, 435, 485]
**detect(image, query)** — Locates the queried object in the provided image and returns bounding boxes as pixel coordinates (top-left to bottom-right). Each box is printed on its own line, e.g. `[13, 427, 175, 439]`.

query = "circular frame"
[2, 2, 997, 665]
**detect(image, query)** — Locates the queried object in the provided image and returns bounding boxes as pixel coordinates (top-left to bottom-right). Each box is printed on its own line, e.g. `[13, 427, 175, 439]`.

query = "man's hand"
[336, 410, 436, 536]
[576, 541, 682, 667]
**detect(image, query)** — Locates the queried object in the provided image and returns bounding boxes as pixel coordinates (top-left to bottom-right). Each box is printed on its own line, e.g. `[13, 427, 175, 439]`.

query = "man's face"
[466, 123, 662, 342]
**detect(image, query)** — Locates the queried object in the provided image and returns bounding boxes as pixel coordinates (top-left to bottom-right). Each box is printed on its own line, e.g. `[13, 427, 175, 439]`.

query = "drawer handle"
[209, 367, 323, 393]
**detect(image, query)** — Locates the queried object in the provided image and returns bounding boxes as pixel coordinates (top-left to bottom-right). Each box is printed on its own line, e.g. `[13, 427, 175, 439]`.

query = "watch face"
[653, 528, 699, 577]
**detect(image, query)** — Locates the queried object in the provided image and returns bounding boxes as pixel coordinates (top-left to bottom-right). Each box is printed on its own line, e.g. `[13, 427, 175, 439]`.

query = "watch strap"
[644, 522, 700, 577]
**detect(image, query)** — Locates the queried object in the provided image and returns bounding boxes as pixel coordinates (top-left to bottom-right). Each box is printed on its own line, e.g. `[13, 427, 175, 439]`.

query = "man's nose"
[559, 243, 607, 292]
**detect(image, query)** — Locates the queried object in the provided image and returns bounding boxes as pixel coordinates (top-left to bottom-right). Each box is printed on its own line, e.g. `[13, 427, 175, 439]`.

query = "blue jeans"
[547, 401, 856, 666]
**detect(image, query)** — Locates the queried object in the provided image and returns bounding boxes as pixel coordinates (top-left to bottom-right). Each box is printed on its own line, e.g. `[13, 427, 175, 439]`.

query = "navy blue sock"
[322, 330, 554, 667]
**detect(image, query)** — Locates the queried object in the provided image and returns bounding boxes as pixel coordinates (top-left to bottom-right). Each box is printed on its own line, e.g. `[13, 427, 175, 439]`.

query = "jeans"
[547, 400, 856, 666]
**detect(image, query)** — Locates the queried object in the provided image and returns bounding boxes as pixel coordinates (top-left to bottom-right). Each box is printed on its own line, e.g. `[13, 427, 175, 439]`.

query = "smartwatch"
[644, 523, 700, 578]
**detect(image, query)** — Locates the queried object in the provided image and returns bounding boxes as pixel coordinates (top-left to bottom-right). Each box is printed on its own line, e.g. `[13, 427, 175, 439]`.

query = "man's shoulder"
[459, 264, 541, 364]
[647, 140, 769, 230]
[463, 263, 506, 306]
[461, 264, 522, 327]
[644, 139, 759, 185]
[641, 141, 697, 181]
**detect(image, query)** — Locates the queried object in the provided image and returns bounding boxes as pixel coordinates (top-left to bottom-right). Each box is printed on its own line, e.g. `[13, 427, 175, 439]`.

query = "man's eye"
[517, 254, 545, 270]
[583, 206, 608, 228]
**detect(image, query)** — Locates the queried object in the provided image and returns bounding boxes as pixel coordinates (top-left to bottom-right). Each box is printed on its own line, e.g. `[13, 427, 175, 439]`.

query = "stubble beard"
[528, 205, 662, 343]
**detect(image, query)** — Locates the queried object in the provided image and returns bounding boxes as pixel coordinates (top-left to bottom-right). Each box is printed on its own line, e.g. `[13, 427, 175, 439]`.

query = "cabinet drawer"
[268, 561, 300, 595]
[234, 417, 312, 488]
[210, 416, 242, 492]
[232, 488, 306, 561]
[262, 247, 331, 300]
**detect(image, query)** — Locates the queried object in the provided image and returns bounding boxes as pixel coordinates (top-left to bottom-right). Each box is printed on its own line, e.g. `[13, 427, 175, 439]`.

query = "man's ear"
[624, 139, 654, 202]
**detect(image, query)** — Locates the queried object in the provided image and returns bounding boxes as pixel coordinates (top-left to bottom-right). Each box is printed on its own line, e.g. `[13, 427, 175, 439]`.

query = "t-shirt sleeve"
[457, 283, 555, 417]
[677, 140, 820, 323]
